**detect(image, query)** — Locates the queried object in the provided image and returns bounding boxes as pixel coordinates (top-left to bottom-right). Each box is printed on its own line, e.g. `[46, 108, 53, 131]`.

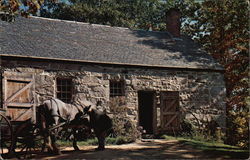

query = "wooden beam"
[3, 77, 7, 110]
[164, 114, 177, 128]
[13, 108, 32, 121]
[162, 112, 179, 115]
[5, 81, 33, 104]
[7, 102, 32, 107]
[31, 74, 36, 124]
[7, 78, 32, 82]
[163, 100, 176, 112]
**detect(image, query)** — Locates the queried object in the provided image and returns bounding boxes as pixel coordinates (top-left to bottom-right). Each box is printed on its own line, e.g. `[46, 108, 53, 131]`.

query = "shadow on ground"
[4, 139, 249, 159]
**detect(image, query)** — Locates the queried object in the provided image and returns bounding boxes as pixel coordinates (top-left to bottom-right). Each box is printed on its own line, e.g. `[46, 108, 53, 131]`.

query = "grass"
[162, 135, 249, 159]
[162, 135, 248, 152]
[57, 138, 98, 147]
[57, 136, 132, 147]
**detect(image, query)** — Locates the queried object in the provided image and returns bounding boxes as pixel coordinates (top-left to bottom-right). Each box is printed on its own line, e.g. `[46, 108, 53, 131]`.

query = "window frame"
[56, 77, 73, 103]
[109, 80, 125, 97]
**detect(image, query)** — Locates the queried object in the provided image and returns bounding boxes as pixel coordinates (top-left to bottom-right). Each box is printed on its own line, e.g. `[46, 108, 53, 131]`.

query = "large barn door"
[160, 91, 180, 133]
[2, 72, 36, 123]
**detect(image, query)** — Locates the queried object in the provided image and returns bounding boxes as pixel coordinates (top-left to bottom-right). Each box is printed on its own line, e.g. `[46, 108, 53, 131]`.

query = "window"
[56, 78, 72, 103]
[110, 80, 125, 97]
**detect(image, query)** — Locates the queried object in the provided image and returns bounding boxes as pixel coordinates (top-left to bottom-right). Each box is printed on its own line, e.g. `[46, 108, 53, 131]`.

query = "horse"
[37, 98, 92, 154]
[83, 104, 112, 151]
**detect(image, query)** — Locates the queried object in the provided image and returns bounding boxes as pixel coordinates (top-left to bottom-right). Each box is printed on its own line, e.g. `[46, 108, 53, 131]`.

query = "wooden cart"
[0, 109, 13, 156]
[0, 72, 44, 158]
[1, 72, 91, 158]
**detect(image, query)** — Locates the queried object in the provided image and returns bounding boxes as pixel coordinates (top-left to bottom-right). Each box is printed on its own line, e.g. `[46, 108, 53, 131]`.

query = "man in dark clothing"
[84, 104, 112, 151]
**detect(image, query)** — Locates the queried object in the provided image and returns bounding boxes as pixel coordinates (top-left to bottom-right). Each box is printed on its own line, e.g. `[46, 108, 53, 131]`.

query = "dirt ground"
[2, 139, 247, 159]
[27, 139, 248, 160]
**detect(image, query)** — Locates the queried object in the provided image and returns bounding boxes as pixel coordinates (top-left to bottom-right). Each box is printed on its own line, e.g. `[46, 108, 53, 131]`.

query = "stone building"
[0, 14, 226, 135]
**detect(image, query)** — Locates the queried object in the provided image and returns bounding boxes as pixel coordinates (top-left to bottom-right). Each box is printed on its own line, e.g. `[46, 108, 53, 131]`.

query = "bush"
[109, 97, 140, 144]
[180, 119, 194, 136]
[226, 110, 249, 149]
[179, 119, 225, 143]
[114, 136, 128, 145]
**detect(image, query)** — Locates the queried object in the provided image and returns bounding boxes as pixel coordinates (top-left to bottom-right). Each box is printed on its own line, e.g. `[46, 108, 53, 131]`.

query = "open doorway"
[138, 91, 154, 134]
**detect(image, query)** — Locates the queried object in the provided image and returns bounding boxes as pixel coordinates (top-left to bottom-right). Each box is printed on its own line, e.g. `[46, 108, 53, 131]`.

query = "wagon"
[0, 109, 13, 156]
[0, 72, 91, 158]
[0, 109, 45, 159]
[0, 73, 46, 158]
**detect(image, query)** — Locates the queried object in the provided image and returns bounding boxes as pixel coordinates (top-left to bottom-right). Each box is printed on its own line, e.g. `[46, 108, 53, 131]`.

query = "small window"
[110, 80, 125, 97]
[56, 78, 72, 103]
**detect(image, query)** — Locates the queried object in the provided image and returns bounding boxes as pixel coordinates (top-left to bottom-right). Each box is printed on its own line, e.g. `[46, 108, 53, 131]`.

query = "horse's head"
[71, 111, 91, 132]
[75, 111, 84, 119]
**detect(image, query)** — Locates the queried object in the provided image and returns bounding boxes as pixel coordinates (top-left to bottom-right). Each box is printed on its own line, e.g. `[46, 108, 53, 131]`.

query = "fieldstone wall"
[1, 59, 226, 132]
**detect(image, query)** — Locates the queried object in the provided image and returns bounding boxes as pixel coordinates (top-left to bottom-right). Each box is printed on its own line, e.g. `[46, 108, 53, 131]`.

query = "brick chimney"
[166, 8, 181, 37]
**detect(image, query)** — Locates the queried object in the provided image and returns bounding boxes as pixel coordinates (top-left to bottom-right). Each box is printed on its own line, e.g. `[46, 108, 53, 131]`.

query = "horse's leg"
[51, 117, 61, 155]
[43, 129, 54, 153]
[40, 114, 53, 153]
[96, 131, 106, 151]
[45, 135, 54, 153]
[50, 134, 61, 155]
[72, 129, 80, 151]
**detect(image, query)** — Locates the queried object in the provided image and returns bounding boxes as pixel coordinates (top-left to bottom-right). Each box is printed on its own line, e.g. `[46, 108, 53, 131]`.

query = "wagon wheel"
[14, 123, 45, 159]
[0, 113, 14, 157]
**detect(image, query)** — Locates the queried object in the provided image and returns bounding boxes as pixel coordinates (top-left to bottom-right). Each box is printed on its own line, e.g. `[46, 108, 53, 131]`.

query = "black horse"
[84, 104, 112, 151]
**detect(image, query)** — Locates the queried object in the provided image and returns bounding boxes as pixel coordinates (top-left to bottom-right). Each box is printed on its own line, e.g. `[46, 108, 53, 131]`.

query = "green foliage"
[83, 138, 99, 145]
[39, 0, 204, 31]
[182, 0, 249, 149]
[40, 0, 168, 30]
[57, 136, 131, 146]
[163, 135, 249, 153]
[179, 127, 223, 144]
[227, 111, 249, 148]
[179, 117, 228, 144]
[106, 136, 131, 145]
[180, 119, 195, 136]
[109, 97, 141, 143]
[0, 0, 52, 19]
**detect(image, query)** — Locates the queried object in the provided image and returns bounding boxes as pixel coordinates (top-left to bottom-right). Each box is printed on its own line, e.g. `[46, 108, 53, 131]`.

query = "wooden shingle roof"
[0, 16, 223, 70]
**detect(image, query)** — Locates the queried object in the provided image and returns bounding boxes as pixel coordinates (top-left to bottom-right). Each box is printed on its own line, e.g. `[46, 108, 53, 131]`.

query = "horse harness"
[49, 98, 84, 121]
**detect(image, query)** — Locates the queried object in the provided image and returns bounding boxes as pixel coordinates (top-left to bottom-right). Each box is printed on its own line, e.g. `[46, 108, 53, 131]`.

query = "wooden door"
[2, 72, 36, 122]
[160, 91, 180, 132]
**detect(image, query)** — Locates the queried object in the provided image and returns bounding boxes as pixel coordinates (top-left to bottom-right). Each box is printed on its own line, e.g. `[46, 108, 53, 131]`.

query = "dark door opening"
[138, 91, 154, 134]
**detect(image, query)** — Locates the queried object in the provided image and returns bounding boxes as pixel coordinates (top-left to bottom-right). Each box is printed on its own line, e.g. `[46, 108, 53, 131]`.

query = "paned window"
[56, 78, 72, 103]
[110, 80, 125, 97]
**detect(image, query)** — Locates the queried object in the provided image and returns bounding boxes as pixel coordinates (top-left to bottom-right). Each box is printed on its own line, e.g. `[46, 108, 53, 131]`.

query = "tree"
[0, 0, 43, 14]
[182, 0, 249, 148]
[40, 0, 168, 30]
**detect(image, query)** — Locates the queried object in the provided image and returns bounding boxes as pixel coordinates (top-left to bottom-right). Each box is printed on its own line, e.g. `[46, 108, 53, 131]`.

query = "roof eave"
[0, 54, 224, 72]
